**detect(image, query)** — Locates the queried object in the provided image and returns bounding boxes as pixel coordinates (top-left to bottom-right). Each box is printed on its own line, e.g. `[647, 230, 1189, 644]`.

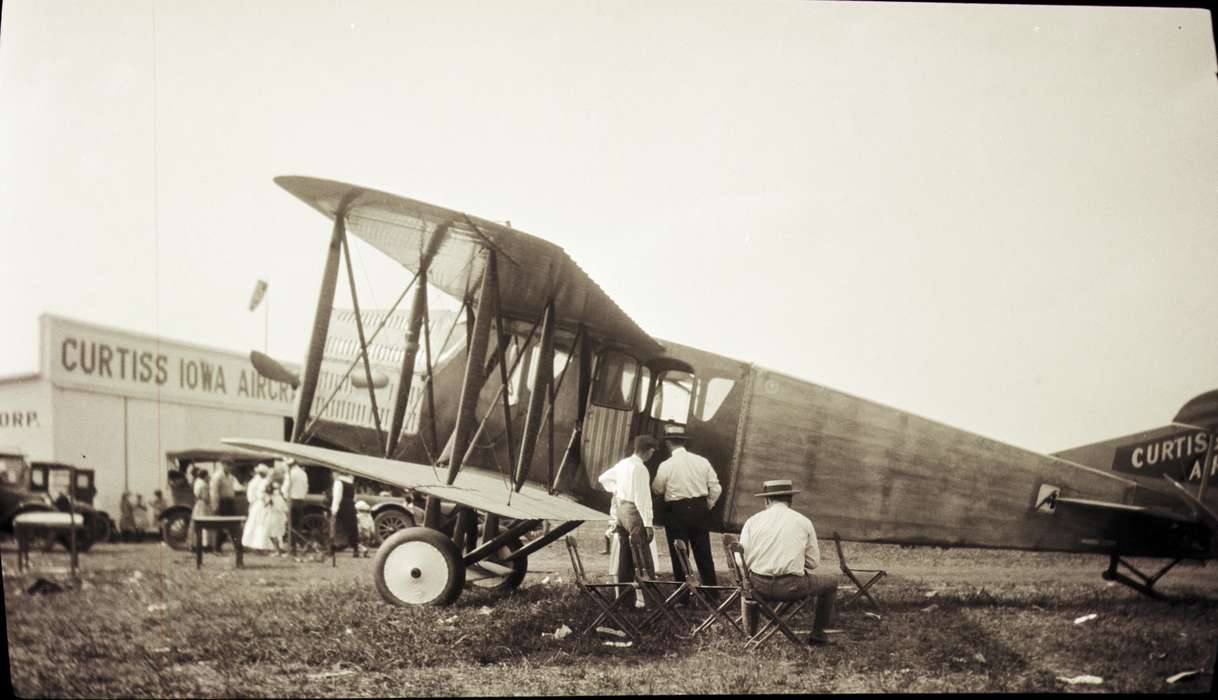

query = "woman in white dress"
[241, 464, 271, 551]
[262, 478, 288, 556]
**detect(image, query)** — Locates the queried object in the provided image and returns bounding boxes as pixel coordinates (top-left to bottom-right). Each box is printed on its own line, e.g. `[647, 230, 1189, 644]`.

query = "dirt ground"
[3, 524, 1217, 695]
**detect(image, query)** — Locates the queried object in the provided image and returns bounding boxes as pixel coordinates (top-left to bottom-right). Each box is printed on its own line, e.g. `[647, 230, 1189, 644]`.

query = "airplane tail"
[1051, 389, 1218, 505]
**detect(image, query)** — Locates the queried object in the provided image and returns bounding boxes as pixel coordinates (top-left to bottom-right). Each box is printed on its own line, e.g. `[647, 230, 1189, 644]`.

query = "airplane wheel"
[467, 537, 527, 592]
[374, 527, 465, 606]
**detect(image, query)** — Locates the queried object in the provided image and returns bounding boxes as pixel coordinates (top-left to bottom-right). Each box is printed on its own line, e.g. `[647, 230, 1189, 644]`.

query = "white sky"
[1, 0, 1215, 453]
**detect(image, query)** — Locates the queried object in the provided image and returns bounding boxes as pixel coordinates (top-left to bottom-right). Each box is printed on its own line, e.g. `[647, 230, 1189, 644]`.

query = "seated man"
[739, 479, 838, 646]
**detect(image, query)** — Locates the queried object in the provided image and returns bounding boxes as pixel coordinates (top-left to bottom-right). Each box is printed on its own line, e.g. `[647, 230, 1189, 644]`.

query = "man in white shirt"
[652, 425, 722, 586]
[739, 479, 838, 646]
[597, 435, 659, 601]
[286, 460, 309, 554]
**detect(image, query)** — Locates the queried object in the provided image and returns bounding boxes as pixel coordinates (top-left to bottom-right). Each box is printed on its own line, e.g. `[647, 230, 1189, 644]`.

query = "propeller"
[249, 351, 301, 389]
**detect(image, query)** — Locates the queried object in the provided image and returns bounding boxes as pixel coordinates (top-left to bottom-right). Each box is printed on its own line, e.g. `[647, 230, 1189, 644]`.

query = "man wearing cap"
[652, 425, 722, 586]
[739, 479, 838, 646]
[597, 435, 660, 603]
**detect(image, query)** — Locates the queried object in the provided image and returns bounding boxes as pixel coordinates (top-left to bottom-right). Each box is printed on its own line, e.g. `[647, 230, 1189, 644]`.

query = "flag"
[248, 279, 268, 311]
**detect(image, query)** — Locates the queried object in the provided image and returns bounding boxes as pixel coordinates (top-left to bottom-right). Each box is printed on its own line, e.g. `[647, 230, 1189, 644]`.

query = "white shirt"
[331, 476, 352, 513]
[739, 501, 820, 576]
[597, 454, 653, 528]
[288, 465, 309, 500]
[652, 447, 722, 509]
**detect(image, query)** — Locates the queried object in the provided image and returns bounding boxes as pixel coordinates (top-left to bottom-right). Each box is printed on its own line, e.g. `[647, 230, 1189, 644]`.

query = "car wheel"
[298, 511, 330, 547]
[162, 511, 192, 551]
[373, 509, 416, 545]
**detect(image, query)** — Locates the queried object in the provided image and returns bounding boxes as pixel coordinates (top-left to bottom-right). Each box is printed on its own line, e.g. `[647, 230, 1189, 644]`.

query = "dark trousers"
[662, 497, 718, 586]
[614, 501, 654, 604]
[213, 497, 236, 552]
[289, 500, 305, 552]
[745, 571, 837, 636]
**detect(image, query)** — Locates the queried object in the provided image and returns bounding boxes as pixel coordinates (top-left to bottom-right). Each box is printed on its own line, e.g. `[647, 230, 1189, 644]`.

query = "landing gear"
[466, 537, 528, 592]
[373, 527, 465, 606]
[1102, 555, 1184, 600]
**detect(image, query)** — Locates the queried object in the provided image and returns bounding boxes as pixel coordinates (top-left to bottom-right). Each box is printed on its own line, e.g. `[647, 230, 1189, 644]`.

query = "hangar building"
[0, 312, 442, 521]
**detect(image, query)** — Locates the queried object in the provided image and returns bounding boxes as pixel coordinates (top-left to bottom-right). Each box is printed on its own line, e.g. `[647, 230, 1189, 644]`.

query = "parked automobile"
[158, 448, 419, 550]
[1, 448, 106, 551]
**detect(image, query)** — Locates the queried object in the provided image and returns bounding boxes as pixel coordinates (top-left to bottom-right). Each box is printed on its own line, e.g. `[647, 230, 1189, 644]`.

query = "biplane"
[224, 176, 1217, 606]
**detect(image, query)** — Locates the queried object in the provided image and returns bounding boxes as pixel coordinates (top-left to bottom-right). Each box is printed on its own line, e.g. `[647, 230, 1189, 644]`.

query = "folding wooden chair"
[564, 536, 643, 644]
[833, 531, 886, 612]
[725, 541, 812, 649]
[628, 536, 693, 634]
[671, 539, 744, 637]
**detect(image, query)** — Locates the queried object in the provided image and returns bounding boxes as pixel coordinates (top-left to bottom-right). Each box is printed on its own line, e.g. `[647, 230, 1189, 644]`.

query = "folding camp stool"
[725, 541, 814, 650]
[627, 536, 693, 635]
[833, 532, 886, 612]
[669, 539, 744, 637]
[564, 536, 643, 644]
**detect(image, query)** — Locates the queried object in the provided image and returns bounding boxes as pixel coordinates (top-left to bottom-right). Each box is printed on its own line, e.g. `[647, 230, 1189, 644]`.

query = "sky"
[1, 0, 1215, 453]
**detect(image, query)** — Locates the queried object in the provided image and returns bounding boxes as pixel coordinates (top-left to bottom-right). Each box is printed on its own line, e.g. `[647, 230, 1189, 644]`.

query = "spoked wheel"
[373, 509, 416, 545]
[298, 511, 331, 548]
[162, 512, 192, 551]
[374, 527, 465, 606]
[466, 537, 528, 592]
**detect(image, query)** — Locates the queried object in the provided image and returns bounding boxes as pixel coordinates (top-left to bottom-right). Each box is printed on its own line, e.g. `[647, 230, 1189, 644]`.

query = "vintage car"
[159, 447, 421, 550]
[1, 449, 109, 551]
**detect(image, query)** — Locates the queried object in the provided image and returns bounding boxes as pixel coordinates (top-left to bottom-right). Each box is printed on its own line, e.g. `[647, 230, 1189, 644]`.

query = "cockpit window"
[651, 370, 696, 423]
[591, 350, 639, 411]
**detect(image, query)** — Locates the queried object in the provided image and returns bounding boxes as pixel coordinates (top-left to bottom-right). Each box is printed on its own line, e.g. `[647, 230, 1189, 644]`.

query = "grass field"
[3, 525, 1217, 696]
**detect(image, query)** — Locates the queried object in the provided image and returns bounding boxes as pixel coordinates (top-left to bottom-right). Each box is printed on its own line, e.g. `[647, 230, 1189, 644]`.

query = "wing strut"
[339, 226, 385, 445]
[292, 191, 358, 442]
[385, 221, 451, 457]
[513, 300, 555, 492]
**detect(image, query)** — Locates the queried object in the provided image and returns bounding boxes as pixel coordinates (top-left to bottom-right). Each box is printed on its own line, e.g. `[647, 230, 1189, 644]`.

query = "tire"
[373, 508, 416, 545]
[90, 514, 112, 545]
[162, 510, 193, 551]
[56, 527, 94, 553]
[467, 537, 528, 593]
[373, 527, 465, 606]
[298, 511, 330, 547]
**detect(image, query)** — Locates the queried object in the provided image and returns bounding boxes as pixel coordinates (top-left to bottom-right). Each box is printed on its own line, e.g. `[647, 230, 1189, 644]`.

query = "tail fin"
[1051, 389, 1218, 499]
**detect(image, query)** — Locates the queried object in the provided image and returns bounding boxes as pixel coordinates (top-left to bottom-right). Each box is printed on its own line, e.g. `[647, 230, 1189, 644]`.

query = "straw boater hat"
[755, 479, 801, 498]
[662, 424, 690, 441]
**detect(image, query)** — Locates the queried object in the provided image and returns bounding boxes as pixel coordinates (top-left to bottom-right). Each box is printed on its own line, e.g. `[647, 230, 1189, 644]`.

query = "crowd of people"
[116, 489, 167, 541]
[185, 459, 376, 558]
[599, 426, 837, 646]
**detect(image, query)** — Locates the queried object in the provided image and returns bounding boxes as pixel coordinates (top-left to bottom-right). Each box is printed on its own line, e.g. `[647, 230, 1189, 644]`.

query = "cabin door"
[581, 349, 643, 485]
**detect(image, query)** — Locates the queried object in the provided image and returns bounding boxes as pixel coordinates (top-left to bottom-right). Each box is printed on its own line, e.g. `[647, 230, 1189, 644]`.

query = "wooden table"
[191, 515, 247, 569]
[12, 511, 84, 573]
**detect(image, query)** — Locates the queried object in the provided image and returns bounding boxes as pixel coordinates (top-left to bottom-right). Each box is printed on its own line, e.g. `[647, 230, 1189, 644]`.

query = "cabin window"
[636, 366, 652, 412]
[651, 370, 696, 423]
[0, 457, 21, 484]
[591, 350, 639, 411]
[696, 377, 735, 421]
[525, 346, 572, 392]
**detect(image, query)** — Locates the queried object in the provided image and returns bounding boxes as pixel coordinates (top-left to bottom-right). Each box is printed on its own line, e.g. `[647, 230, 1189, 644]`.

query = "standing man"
[286, 459, 309, 555]
[209, 460, 238, 554]
[330, 471, 361, 558]
[739, 479, 838, 646]
[652, 425, 722, 586]
[598, 435, 659, 603]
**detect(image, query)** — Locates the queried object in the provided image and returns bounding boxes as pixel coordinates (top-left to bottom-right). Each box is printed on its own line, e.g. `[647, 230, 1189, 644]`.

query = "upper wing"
[275, 175, 662, 356]
[222, 438, 607, 522]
